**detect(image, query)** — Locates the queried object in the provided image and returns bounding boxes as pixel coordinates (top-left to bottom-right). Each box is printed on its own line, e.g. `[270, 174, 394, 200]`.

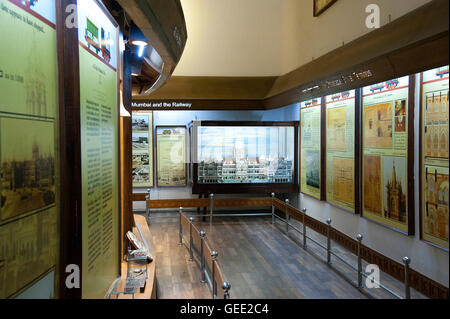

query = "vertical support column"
[211, 251, 218, 298]
[302, 208, 307, 249]
[271, 193, 275, 225]
[357, 234, 363, 289]
[145, 189, 151, 219]
[403, 257, 411, 299]
[222, 282, 231, 299]
[209, 194, 215, 225]
[326, 218, 332, 265]
[189, 217, 194, 262]
[200, 231, 206, 283]
[178, 207, 183, 246]
[285, 199, 290, 234]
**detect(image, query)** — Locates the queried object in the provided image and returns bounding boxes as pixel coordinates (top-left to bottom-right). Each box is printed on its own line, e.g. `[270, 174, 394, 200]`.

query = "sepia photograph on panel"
[364, 102, 393, 149]
[364, 155, 382, 215]
[425, 166, 449, 242]
[0, 117, 56, 221]
[306, 150, 320, 189]
[383, 156, 407, 224]
[327, 107, 347, 151]
[332, 157, 354, 205]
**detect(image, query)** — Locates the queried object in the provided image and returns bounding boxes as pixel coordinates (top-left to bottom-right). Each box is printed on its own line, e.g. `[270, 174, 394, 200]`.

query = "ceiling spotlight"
[130, 22, 148, 47]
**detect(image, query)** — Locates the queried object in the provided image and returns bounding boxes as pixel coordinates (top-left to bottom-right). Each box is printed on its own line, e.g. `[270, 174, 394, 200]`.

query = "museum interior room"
[0, 0, 449, 305]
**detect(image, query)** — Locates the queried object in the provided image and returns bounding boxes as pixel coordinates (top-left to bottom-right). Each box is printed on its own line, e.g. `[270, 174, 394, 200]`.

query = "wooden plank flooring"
[147, 212, 428, 299]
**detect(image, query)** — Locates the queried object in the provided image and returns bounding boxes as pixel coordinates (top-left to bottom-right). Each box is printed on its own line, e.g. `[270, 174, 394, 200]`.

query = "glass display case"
[189, 121, 299, 194]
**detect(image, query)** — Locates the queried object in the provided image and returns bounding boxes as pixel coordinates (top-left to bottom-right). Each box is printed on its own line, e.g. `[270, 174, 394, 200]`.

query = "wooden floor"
[146, 211, 425, 299]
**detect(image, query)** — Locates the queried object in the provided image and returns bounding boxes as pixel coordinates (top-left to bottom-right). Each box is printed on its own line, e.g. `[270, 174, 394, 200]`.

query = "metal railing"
[141, 190, 415, 299]
[144, 190, 272, 223]
[178, 208, 231, 299]
[271, 197, 412, 299]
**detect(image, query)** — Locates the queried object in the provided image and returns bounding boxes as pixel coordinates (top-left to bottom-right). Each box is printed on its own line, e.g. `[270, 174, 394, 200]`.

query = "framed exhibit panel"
[156, 126, 187, 187]
[361, 76, 415, 235]
[325, 90, 357, 212]
[300, 99, 322, 200]
[132, 110, 154, 188]
[77, 0, 120, 298]
[420, 66, 449, 250]
[0, 0, 59, 299]
[189, 121, 299, 194]
[314, 0, 338, 17]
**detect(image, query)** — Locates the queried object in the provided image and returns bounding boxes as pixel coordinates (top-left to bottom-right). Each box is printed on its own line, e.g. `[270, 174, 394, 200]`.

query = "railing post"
[189, 217, 194, 262]
[403, 256, 411, 299]
[200, 231, 206, 283]
[145, 189, 151, 219]
[271, 193, 275, 225]
[209, 194, 215, 225]
[222, 282, 231, 299]
[326, 218, 332, 265]
[302, 208, 307, 249]
[211, 251, 218, 298]
[178, 207, 183, 246]
[285, 199, 290, 234]
[357, 234, 363, 289]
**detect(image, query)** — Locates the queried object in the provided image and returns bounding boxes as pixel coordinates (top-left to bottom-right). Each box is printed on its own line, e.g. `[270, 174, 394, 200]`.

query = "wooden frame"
[131, 110, 155, 188]
[323, 90, 362, 214]
[190, 121, 299, 195]
[314, 0, 338, 17]
[300, 100, 323, 200]
[360, 75, 415, 235]
[155, 125, 188, 187]
[57, 0, 121, 298]
[419, 69, 450, 251]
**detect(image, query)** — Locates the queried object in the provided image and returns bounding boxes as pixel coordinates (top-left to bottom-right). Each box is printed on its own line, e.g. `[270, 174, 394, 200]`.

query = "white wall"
[281, 0, 432, 74]
[175, 0, 432, 76]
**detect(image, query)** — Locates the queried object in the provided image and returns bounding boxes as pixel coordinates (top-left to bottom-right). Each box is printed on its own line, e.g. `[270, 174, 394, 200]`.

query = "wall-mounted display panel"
[132, 111, 153, 188]
[78, 0, 120, 299]
[0, 0, 59, 299]
[362, 76, 414, 234]
[420, 66, 449, 250]
[325, 90, 356, 211]
[156, 126, 187, 187]
[190, 121, 299, 194]
[300, 99, 322, 200]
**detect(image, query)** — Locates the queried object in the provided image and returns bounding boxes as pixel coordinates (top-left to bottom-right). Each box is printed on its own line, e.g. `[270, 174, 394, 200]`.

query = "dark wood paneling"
[57, 0, 82, 299]
[320, 96, 326, 201]
[121, 47, 135, 258]
[407, 75, 416, 235]
[354, 89, 362, 215]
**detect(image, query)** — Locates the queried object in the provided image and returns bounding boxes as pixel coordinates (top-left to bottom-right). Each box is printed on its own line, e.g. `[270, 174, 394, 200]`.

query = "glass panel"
[197, 126, 294, 184]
